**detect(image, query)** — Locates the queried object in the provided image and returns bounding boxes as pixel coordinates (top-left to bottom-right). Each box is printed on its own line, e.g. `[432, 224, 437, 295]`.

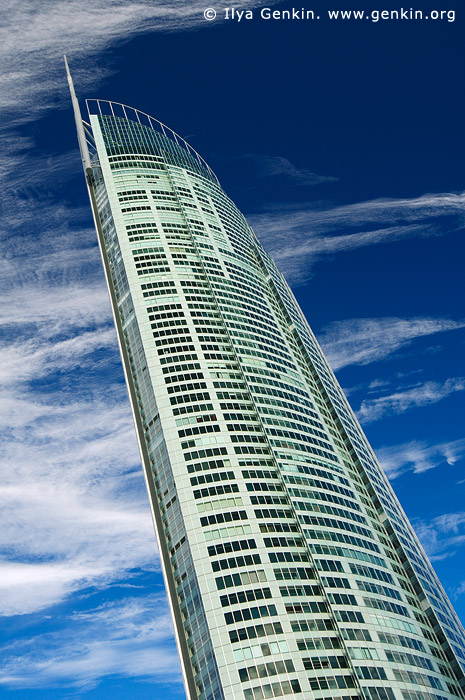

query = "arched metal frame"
[86, 98, 219, 184]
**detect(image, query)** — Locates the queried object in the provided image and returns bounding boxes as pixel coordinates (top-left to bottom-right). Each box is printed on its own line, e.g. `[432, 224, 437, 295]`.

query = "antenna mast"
[64, 55, 92, 175]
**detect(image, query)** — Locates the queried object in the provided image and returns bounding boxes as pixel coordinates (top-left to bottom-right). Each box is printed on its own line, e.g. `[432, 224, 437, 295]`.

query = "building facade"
[69, 78, 465, 700]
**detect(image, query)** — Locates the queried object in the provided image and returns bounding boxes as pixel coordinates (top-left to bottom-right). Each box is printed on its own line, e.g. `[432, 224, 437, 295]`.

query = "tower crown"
[86, 98, 218, 183]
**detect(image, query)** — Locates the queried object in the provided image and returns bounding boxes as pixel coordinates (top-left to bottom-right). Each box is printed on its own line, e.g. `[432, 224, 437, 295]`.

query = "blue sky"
[1, 1, 464, 697]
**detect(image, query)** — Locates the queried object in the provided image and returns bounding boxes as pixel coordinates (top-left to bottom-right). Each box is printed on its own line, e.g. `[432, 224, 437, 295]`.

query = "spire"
[64, 55, 92, 174]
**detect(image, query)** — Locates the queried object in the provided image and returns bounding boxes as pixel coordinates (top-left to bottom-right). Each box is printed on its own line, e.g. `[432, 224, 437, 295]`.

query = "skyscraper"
[67, 62, 465, 700]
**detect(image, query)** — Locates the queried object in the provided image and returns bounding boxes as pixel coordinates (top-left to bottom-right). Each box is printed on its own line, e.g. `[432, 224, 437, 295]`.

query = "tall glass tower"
[67, 63, 465, 700]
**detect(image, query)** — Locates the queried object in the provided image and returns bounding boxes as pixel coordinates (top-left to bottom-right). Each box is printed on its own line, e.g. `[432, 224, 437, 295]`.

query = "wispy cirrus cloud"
[0, 182, 156, 619]
[377, 438, 465, 480]
[356, 377, 465, 423]
[0, 595, 180, 689]
[0, 384, 156, 616]
[250, 191, 465, 284]
[245, 154, 337, 185]
[0, 328, 118, 385]
[0, 278, 111, 334]
[414, 511, 465, 562]
[317, 316, 465, 371]
[222, 153, 337, 187]
[0, 0, 278, 125]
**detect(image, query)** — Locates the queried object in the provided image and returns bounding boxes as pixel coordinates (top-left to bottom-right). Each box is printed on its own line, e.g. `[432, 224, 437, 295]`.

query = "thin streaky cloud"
[356, 377, 465, 423]
[0, 281, 111, 333]
[0, 0, 279, 123]
[0, 328, 118, 385]
[376, 438, 465, 480]
[414, 511, 465, 562]
[318, 316, 465, 370]
[342, 372, 423, 397]
[222, 153, 338, 187]
[0, 595, 180, 688]
[250, 191, 465, 284]
[454, 581, 465, 599]
[0, 142, 80, 196]
[0, 388, 156, 616]
[253, 191, 465, 235]
[0, 140, 153, 616]
[0, 193, 156, 617]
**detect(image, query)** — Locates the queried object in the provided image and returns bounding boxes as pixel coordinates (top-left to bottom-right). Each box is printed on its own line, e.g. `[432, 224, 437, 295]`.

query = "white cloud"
[0, 0, 277, 124]
[0, 280, 112, 333]
[250, 191, 465, 284]
[317, 316, 465, 370]
[376, 438, 465, 480]
[0, 595, 180, 688]
[0, 190, 156, 616]
[357, 377, 465, 423]
[225, 153, 337, 186]
[249, 154, 337, 185]
[414, 512, 465, 562]
[0, 386, 157, 616]
[0, 328, 118, 387]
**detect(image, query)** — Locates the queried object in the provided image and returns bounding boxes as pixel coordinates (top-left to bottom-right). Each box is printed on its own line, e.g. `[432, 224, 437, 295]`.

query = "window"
[322, 576, 351, 589]
[229, 621, 283, 644]
[216, 570, 266, 590]
[315, 559, 344, 573]
[356, 666, 387, 681]
[273, 567, 315, 581]
[194, 483, 239, 499]
[233, 639, 289, 662]
[304, 655, 349, 670]
[204, 523, 252, 542]
[342, 628, 372, 642]
[201, 510, 248, 527]
[224, 604, 277, 625]
[349, 647, 380, 660]
[243, 679, 301, 700]
[197, 496, 242, 513]
[291, 618, 334, 633]
[208, 539, 256, 556]
[190, 471, 235, 486]
[362, 688, 395, 700]
[220, 587, 272, 608]
[309, 675, 356, 691]
[298, 636, 342, 651]
[238, 658, 294, 682]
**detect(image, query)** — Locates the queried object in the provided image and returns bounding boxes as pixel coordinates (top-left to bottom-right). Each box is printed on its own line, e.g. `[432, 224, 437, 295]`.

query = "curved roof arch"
[86, 98, 218, 184]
